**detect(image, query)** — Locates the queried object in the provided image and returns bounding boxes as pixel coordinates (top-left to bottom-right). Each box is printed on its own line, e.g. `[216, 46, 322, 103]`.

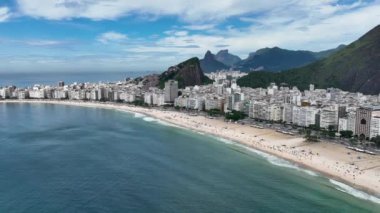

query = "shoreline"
[2, 99, 380, 201]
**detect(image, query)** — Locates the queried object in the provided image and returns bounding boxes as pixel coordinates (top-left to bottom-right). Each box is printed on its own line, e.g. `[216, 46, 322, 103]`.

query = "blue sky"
[0, 0, 379, 73]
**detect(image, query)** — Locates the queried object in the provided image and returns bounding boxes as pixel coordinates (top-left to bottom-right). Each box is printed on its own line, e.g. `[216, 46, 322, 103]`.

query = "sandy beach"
[2, 99, 380, 198]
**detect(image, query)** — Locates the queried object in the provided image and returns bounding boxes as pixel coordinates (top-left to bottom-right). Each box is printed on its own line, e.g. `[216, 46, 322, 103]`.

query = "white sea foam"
[157, 120, 176, 127]
[132, 112, 183, 128]
[134, 112, 145, 118]
[123, 110, 380, 203]
[227, 142, 319, 177]
[131, 110, 319, 178]
[143, 117, 156, 122]
[329, 179, 380, 204]
[136, 113, 319, 178]
[141, 116, 176, 127]
[216, 137, 234, 145]
[196, 131, 205, 135]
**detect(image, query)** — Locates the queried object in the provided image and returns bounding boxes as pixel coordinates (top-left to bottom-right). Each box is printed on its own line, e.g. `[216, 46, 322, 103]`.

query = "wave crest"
[245, 145, 318, 176]
[329, 179, 380, 204]
[143, 117, 156, 122]
[134, 112, 145, 118]
[213, 138, 318, 177]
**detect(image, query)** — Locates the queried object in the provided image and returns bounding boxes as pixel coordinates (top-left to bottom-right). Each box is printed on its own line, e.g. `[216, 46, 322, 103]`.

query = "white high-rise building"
[303, 107, 318, 127]
[320, 108, 338, 129]
[153, 93, 165, 106]
[205, 97, 224, 111]
[29, 89, 46, 99]
[292, 106, 317, 127]
[370, 116, 380, 138]
[338, 118, 348, 132]
[269, 104, 282, 121]
[370, 110, 380, 138]
[347, 111, 357, 134]
[144, 92, 153, 105]
[164, 80, 178, 103]
[309, 84, 315, 91]
[282, 104, 293, 123]
[251, 101, 269, 120]
[90, 90, 98, 100]
[0, 88, 10, 98]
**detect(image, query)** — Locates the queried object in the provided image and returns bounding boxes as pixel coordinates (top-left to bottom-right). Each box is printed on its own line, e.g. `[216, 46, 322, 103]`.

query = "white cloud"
[25, 40, 67, 46]
[97, 31, 128, 44]
[15, 0, 349, 23]
[173, 31, 188, 36]
[0, 7, 11, 22]
[183, 24, 215, 30]
[4, 0, 380, 72]
[223, 1, 380, 54]
[121, 1, 380, 64]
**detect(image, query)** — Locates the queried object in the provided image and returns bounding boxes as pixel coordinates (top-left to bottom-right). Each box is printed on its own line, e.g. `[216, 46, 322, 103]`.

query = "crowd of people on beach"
[139, 107, 380, 191]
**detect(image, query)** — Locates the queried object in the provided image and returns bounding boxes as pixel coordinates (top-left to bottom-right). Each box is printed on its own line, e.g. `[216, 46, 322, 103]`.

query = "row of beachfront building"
[1, 71, 380, 140]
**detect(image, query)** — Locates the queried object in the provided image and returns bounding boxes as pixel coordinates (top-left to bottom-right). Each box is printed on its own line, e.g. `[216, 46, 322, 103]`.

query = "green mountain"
[237, 25, 380, 95]
[159, 57, 212, 89]
[313, 44, 346, 59]
[215, 49, 242, 66]
[200, 51, 230, 73]
[234, 46, 344, 72]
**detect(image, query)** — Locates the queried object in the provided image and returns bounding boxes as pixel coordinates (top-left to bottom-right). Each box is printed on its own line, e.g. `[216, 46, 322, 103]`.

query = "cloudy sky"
[0, 0, 379, 73]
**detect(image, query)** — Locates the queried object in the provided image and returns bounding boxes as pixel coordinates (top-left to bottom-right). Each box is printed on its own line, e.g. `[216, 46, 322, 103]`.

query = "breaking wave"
[213, 136, 318, 177]
[244, 145, 318, 176]
[329, 179, 380, 204]
[133, 112, 145, 118]
[142, 117, 156, 122]
[133, 113, 176, 127]
[216, 137, 234, 145]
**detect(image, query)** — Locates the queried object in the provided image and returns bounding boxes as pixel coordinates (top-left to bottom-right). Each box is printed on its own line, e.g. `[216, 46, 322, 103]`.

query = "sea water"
[0, 103, 379, 212]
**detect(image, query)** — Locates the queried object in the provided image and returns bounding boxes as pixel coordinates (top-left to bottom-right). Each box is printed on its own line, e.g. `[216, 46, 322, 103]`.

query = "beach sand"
[2, 100, 380, 197]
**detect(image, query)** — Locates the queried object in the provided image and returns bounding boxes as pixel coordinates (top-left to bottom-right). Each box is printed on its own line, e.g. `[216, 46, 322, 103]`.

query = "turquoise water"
[0, 103, 379, 213]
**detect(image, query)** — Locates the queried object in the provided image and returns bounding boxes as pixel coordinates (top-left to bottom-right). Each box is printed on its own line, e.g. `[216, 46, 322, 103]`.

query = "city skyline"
[0, 0, 380, 72]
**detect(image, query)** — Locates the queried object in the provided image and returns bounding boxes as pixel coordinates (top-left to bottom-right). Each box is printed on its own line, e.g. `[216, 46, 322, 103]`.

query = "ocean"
[0, 71, 155, 88]
[0, 103, 379, 212]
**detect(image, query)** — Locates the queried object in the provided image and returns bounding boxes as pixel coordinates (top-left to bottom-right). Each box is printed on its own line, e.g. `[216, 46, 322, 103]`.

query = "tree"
[308, 124, 320, 131]
[225, 110, 247, 121]
[305, 135, 319, 142]
[370, 136, 380, 148]
[320, 130, 328, 137]
[340, 130, 353, 138]
[304, 129, 319, 142]
[328, 125, 336, 132]
[305, 129, 312, 137]
[328, 131, 336, 138]
[298, 129, 305, 135]
[132, 100, 148, 107]
[207, 109, 223, 117]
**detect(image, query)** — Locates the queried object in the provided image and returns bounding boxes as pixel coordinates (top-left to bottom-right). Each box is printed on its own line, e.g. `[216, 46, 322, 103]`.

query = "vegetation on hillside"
[200, 51, 229, 73]
[237, 25, 380, 94]
[158, 57, 213, 89]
